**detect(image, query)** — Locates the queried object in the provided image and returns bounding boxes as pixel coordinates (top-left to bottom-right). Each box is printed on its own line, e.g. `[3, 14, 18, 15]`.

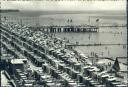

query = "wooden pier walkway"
[99, 25, 126, 28]
[66, 43, 127, 47]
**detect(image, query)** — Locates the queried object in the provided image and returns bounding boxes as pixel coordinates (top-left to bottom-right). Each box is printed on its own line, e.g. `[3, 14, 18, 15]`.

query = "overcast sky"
[1, 0, 126, 11]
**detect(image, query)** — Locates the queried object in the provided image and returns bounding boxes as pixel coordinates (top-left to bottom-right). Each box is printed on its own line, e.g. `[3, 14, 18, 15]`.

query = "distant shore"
[0, 9, 20, 13]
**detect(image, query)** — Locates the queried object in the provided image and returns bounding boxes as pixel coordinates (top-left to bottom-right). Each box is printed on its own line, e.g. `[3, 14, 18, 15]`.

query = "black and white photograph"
[0, 0, 127, 87]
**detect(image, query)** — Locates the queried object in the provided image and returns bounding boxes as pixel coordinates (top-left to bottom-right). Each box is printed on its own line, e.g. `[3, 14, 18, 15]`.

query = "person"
[108, 50, 110, 55]
[108, 62, 111, 66]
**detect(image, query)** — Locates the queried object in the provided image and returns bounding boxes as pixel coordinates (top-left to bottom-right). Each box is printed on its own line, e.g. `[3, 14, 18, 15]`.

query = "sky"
[1, 0, 126, 11]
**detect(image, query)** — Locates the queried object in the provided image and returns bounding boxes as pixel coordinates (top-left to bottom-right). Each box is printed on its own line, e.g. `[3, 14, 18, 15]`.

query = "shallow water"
[55, 28, 127, 58]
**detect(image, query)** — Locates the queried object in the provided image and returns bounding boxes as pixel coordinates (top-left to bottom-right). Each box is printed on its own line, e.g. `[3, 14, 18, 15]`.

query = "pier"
[98, 24, 127, 28]
[29, 25, 99, 33]
[66, 43, 127, 47]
